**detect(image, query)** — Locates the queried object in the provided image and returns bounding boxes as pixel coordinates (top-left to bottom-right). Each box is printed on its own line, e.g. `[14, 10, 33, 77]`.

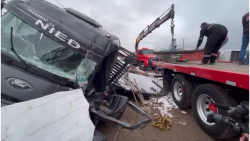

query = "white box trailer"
[1, 89, 95, 141]
[218, 49, 248, 62]
[218, 50, 240, 62]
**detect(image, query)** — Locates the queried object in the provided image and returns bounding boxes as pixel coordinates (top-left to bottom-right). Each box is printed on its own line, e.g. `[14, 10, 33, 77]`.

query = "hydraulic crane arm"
[135, 4, 175, 53]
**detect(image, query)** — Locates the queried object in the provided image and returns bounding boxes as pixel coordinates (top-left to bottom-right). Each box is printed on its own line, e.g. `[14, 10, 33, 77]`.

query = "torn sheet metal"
[115, 72, 163, 94]
[1, 89, 95, 141]
[127, 73, 163, 94]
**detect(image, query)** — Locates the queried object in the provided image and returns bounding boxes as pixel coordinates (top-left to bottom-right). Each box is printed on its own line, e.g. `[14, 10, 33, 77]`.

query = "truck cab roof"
[138, 48, 151, 50]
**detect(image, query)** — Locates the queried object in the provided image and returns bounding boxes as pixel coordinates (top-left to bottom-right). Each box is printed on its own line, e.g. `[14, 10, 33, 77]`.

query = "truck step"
[107, 47, 135, 85]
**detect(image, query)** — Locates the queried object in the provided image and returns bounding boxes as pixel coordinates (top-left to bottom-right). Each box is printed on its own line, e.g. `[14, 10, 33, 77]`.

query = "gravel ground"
[96, 103, 214, 141]
[96, 100, 241, 141]
[96, 70, 241, 141]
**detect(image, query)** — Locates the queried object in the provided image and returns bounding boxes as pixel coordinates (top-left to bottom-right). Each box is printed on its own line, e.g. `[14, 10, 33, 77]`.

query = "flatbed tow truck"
[154, 60, 249, 139]
[132, 2, 249, 139]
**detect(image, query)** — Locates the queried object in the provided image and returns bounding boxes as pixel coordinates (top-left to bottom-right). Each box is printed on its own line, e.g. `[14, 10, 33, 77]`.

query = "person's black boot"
[210, 56, 217, 65]
[238, 62, 245, 65]
[209, 61, 216, 65]
[198, 62, 208, 65]
[201, 56, 209, 65]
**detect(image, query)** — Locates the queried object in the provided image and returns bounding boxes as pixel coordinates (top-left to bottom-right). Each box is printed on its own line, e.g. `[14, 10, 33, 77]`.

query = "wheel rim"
[173, 81, 183, 101]
[140, 62, 144, 69]
[197, 94, 217, 125]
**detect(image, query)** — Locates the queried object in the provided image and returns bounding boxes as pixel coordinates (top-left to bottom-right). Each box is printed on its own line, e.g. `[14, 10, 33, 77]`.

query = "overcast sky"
[47, 0, 249, 52]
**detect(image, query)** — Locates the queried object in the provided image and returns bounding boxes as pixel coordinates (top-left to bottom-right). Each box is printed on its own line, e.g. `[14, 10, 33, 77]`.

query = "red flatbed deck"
[153, 61, 249, 90]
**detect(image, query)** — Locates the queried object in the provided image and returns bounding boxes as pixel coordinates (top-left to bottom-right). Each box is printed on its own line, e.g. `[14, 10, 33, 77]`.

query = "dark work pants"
[148, 60, 152, 70]
[202, 28, 228, 64]
[239, 32, 249, 64]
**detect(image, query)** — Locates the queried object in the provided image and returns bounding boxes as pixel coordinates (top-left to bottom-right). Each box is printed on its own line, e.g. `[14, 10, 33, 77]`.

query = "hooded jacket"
[242, 12, 249, 33]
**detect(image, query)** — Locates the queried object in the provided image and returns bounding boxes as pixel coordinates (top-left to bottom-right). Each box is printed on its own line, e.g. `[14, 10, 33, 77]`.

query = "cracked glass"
[1, 12, 97, 84]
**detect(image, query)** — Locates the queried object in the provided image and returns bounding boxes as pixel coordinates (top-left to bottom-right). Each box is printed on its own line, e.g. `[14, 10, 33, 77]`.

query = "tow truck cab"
[137, 48, 159, 70]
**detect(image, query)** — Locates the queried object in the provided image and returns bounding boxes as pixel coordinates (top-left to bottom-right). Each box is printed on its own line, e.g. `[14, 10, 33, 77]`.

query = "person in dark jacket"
[238, 12, 249, 65]
[195, 22, 228, 65]
[147, 58, 152, 71]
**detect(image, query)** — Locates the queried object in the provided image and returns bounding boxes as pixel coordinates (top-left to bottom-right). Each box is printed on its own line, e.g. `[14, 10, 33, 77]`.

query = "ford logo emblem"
[6, 78, 32, 90]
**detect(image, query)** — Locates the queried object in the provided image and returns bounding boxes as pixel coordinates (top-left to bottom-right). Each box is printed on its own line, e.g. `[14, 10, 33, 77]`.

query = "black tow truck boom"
[135, 4, 175, 54]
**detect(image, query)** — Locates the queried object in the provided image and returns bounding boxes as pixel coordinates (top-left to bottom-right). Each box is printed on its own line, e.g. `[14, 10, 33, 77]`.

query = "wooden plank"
[151, 49, 204, 55]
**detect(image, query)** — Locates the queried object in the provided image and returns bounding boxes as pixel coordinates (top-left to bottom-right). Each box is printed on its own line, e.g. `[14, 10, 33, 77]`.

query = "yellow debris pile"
[152, 115, 172, 131]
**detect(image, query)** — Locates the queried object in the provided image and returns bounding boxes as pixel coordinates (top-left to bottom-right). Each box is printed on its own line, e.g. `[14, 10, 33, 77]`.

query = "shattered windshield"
[1, 12, 96, 83]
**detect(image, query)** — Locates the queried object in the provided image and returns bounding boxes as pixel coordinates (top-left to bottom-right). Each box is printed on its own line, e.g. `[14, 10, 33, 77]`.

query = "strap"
[170, 19, 175, 36]
[207, 24, 215, 30]
[152, 115, 172, 131]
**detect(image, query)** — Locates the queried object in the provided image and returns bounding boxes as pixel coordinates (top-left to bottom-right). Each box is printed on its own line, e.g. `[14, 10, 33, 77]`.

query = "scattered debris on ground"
[97, 107, 214, 141]
[181, 111, 187, 114]
[142, 107, 151, 113]
[178, 119, 187, 126]
[150, 94, 178, 118]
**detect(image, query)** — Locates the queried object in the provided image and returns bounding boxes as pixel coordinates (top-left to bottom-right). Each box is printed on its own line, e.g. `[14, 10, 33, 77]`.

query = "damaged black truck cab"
[1, 0, 151, 140]
[1, 0, 124, 104]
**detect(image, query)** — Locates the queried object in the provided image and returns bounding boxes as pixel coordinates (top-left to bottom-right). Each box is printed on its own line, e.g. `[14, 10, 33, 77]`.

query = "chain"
[170, 18, 175, 48]
[170, 18, 177, 63]
[170, 18, 175, 37]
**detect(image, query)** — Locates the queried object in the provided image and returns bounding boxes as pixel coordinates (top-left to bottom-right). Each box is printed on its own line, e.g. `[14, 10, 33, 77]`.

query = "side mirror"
[1, 0, 6, 10]
[0, 0, 5, 17]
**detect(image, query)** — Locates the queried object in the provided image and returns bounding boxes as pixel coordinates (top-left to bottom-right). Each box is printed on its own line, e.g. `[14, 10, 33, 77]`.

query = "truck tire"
[139, 61, 146, 71]
[191, 84, 237, 139]
[171, 75, 193, 108]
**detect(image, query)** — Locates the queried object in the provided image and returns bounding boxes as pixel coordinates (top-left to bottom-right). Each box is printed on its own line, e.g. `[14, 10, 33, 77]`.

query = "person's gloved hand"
[240, 133, 249, 141]
[195, 46, 198, 50]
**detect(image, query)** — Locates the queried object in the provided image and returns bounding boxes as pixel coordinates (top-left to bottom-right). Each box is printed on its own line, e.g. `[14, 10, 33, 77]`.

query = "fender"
[140, 59, 148, 67]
